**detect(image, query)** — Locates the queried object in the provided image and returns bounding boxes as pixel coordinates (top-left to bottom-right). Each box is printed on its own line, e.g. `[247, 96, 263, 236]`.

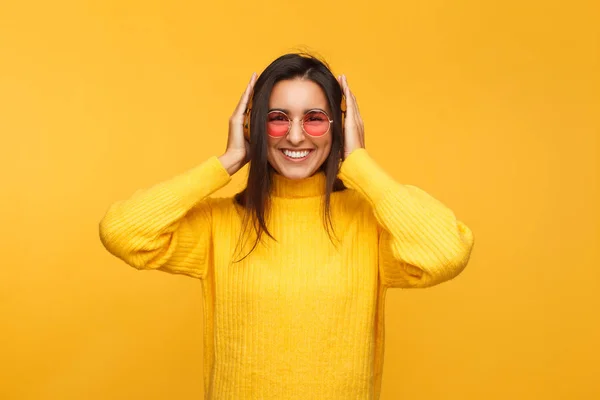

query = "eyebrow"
[268, 107, 326, 113]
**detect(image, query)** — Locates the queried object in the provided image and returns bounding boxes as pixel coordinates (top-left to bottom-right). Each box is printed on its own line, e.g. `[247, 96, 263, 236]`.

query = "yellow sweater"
[99, 148, 474, 400]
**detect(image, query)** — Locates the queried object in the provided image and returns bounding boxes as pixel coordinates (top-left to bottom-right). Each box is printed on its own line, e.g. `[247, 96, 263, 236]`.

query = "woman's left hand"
[338, 74, 365, 159]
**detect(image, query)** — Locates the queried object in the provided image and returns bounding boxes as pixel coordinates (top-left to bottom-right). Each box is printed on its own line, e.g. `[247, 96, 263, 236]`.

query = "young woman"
[99, 53, 474, 400]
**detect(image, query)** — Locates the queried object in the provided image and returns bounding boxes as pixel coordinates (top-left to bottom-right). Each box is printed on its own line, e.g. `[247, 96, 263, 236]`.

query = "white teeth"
[282, 150, 310, 159]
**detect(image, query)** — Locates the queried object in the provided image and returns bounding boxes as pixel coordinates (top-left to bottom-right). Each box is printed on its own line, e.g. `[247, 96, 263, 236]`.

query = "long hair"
[233, 52, 346, 261]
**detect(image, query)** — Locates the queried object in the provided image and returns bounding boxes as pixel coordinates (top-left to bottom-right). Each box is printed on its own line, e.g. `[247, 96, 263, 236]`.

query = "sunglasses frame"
[243, 93, 346, 141]
[266, 109, 334, 138]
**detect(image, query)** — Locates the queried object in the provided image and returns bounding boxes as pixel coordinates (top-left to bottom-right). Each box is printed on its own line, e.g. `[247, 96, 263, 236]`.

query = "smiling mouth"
[281, 149, 313, 160]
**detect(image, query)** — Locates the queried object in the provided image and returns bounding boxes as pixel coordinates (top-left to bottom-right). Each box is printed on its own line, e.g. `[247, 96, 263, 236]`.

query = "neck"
[271, 171, 327, 198]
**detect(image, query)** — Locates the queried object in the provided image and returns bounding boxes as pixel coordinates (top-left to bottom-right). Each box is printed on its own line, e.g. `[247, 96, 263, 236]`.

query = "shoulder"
[205, 195, 241, 214]
[186, 195, 240, 219]
[331, 188, 373, 217]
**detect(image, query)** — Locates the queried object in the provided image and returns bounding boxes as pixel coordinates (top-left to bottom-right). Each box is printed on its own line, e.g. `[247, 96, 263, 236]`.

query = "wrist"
[218, 151, 245, 175]
[344, 145, 362, 160]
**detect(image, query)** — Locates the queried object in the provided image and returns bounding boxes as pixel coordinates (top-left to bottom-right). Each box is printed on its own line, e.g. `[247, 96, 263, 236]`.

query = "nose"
[286, 118, 306, 145]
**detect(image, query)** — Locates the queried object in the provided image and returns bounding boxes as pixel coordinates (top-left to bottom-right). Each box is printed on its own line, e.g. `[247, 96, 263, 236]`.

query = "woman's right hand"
[218, 73, 257, 175]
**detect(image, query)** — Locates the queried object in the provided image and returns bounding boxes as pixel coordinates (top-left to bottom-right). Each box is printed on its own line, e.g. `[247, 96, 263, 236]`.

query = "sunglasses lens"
[267, 110, 331, 137]
[303, 111, 330, 136]
[267, 111, 289, 137]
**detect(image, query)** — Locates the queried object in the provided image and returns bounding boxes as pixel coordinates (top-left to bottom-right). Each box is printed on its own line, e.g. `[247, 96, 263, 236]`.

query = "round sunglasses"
[267, 109, 333, 138]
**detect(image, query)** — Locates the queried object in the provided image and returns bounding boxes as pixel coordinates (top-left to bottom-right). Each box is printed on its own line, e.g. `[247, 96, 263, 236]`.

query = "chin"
[277, 168, 315, 180]
[272, 163, 318, 180]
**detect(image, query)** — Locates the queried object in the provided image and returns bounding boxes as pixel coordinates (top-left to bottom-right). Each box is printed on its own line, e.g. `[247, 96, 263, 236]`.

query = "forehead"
[269, 78, 329, 113]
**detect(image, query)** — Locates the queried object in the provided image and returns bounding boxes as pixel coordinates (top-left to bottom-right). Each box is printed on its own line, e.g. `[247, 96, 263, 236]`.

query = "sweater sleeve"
[99, 156, 232, 279]
[338, 149, 474, 288]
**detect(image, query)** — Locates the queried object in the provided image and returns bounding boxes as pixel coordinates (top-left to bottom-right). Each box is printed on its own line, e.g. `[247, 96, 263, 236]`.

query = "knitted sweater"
[99, 148, 474, 400]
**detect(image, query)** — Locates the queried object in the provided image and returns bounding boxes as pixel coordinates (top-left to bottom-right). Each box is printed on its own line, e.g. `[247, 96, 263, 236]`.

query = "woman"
[99, 53, 474, 400]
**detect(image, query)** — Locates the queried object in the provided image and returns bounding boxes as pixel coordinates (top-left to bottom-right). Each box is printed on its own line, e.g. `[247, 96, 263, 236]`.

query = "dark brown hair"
[233, 53, 346, 261]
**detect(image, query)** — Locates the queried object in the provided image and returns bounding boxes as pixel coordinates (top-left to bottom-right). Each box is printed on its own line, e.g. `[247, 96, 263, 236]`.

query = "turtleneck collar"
[271, 171, 327, 198]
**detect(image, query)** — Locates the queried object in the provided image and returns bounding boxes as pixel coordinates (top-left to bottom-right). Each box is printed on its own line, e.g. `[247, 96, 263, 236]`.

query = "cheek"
[267, 137, 280, 152]
[266, 137, 281, 162]
[316, 134, 332, 152]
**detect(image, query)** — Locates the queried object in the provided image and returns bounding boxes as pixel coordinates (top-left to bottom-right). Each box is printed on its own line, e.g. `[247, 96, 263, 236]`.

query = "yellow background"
[1, 0, 598, 398]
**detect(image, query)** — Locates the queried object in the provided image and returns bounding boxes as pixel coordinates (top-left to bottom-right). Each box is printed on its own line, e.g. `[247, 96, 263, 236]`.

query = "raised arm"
[99, 72, 258, 278]
[338, 149, 474, 288]
[99, 156, 232, 278]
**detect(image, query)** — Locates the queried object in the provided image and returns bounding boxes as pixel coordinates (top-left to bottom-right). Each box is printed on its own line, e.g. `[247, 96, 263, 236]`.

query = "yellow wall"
[1, 0, 598, 398]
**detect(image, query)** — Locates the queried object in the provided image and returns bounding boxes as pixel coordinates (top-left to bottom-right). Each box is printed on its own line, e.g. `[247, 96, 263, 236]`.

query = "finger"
[342, 76, 365, 142]
[343, 77, 357, 109]
[343, 77, 360, 120]
[344, 77, 358, 111]
[343, 78, 365, 136]
[342, 75, 350, 94]
[341, 75, 353, 115]
[234, 85, 252, 117]
[234, 73, 257, 116]
[338, 76, 345, 94]
[344, 78, 362, 120]
[351, 92, 359, 114]
[242, 72, 257, 105]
